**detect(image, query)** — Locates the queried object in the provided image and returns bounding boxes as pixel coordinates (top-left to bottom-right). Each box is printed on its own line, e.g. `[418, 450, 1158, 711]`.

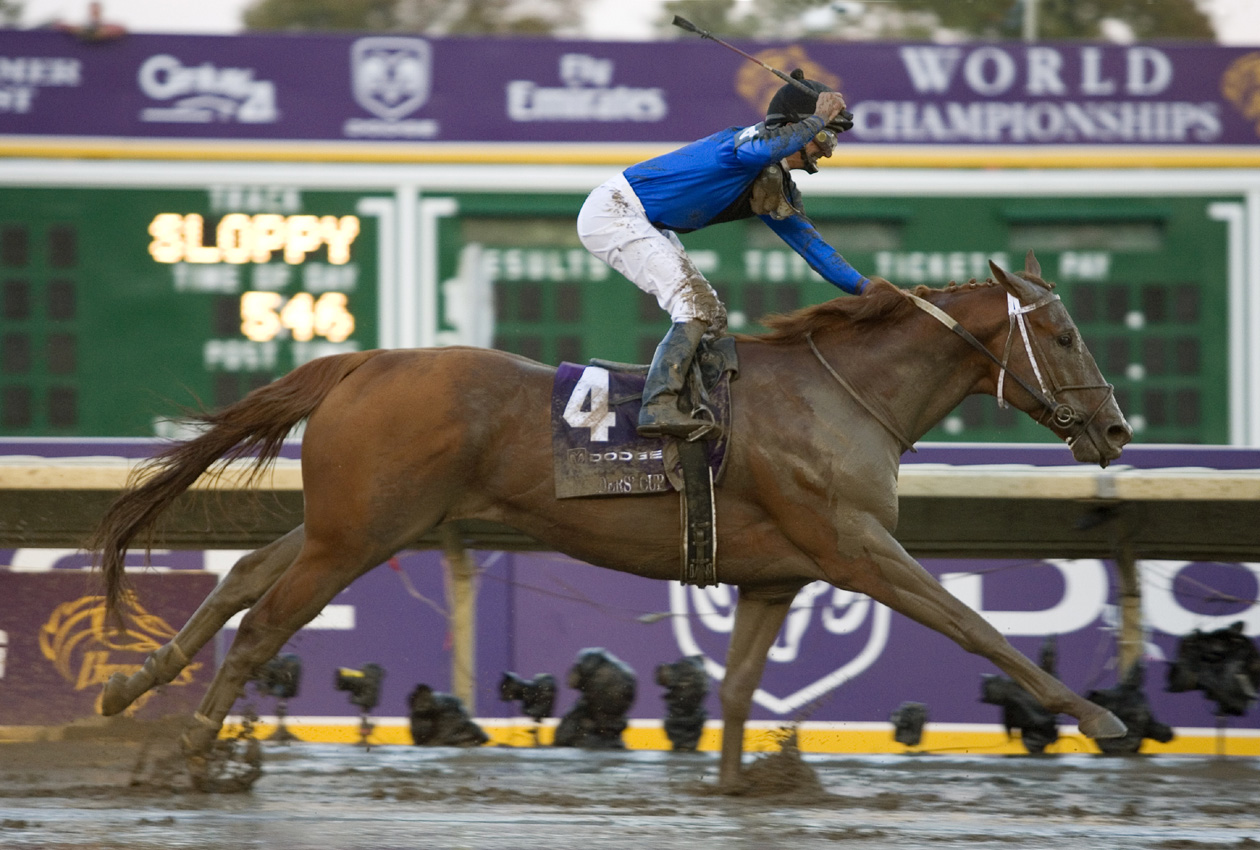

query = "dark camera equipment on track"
[250, 653, 302, 743]
[890, 701, 928, 749]
[553, 648, 637, 750]
[500, 672, 557, 721]
[656, 656, 709, 752]
[1085, 663, 1174, 755]
[335, 663, 384, 747]
[500, 672, 557, 745]
[407, 683, 489, 747]
[1167, 621, 1260, 720]
[979, 637, 1059, 754]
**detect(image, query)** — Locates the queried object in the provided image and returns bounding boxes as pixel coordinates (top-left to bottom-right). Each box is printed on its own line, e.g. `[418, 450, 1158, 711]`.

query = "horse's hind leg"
[101, 526, 306, 716]
[180, 537, 388, 777]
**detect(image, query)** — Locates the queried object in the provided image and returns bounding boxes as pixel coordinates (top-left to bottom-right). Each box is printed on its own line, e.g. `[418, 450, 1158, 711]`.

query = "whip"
[672, 15, 821, 96]
[672, 15, 853, 137]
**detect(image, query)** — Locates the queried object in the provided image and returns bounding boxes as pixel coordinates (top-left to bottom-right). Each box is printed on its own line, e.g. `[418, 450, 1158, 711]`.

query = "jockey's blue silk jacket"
[622, 115, 869, 295]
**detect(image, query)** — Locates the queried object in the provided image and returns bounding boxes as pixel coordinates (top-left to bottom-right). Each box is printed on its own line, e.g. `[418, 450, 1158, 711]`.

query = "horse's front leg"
[831, 525, 1126, 740]
[718, 586, 799, 792]
[101, 526, 305, 716]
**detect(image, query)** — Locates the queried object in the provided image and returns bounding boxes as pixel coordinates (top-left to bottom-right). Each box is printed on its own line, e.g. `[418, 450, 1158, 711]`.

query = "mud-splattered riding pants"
[577, 173, 724, 331]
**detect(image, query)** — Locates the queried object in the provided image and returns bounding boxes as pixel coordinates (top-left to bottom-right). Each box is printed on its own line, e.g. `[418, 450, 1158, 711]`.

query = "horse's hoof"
[1080, 708, 1127, 739]
[100, 672, 131, 716]
[185, 737, 263, 793]
[181, 725, 216, 759]
[182, 745, 206, 787]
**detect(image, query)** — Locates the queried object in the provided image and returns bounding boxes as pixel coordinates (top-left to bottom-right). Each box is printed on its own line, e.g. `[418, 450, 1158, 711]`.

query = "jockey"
[578, 69, 881, 441]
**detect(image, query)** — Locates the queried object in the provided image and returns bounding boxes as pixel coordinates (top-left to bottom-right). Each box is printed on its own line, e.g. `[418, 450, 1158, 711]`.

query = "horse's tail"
[90, 349, 381, 621]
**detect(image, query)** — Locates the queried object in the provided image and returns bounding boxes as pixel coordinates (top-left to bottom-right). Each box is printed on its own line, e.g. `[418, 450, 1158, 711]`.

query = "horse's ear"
[989, 259, 1041, 305]
[1024, 249, 1041, 279]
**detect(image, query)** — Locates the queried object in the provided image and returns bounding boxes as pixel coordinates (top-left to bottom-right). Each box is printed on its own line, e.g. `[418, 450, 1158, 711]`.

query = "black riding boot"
[637, 319, 713, 440]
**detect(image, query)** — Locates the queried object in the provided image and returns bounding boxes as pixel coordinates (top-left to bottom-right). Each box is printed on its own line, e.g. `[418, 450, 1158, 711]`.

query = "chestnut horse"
[91, 253, 1131, 791]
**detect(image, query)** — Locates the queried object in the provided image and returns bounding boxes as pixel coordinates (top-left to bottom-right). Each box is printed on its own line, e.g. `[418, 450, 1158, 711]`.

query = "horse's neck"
[898, 287, 1013, 440]
[813, 288, 1009, 446]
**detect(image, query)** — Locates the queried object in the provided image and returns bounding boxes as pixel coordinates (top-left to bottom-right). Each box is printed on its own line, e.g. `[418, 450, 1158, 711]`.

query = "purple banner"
[2, 439, 1257, 733]
[0, 30, 1258, 147]
[2, 546, 1256, 732]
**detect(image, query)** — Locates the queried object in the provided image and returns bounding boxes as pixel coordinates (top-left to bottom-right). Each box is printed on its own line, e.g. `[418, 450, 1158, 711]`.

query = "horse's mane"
[740, 274, 1051, 345]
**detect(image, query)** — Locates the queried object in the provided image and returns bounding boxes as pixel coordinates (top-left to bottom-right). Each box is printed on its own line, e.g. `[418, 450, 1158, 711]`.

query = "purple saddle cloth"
[550, 353, 734, 500]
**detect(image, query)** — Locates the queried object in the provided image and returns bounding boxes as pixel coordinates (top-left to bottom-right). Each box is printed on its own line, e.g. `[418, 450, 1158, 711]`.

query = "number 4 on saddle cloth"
[551, 337, 739, 587]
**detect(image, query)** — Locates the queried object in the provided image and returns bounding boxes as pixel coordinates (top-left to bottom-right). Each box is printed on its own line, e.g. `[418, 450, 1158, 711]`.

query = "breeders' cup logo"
[344, 37, 439, 139]
[38, 591, 201, 716]
[137, 54, 277, 124]
[735, 47, 840, 120]
[1222, 52, 1260, 135]
[670, 581, 890, 715]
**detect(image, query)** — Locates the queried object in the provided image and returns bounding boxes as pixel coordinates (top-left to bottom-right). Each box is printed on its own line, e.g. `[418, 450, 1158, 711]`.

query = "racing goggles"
[812, 128, 838, 156]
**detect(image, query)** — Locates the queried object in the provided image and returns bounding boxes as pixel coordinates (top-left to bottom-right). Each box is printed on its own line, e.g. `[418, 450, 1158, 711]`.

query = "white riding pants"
[577, 173, 723, 329]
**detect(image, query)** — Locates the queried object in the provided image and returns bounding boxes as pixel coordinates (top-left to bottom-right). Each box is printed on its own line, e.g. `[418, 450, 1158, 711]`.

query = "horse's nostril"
[1109, 423, 1133, 448]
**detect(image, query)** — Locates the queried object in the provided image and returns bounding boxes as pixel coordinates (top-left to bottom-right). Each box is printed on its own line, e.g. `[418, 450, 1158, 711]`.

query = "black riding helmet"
[765, 68, 854, 134]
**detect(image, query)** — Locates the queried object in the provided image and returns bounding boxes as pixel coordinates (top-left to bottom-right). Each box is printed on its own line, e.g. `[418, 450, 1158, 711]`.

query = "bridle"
[905, 287, 1116, 451]
[807, 284, 1116, 455]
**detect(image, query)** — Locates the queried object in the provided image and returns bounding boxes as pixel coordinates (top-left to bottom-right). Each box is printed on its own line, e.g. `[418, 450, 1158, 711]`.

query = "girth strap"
[677, 439, 718, 587]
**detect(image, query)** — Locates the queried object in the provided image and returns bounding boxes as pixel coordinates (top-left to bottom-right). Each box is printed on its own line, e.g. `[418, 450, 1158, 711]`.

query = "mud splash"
[732, 732, 828, 800]
[117, 713, 263, 794]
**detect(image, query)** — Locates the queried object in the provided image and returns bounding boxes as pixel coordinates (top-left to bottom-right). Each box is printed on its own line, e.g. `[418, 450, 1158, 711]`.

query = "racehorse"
[90, 252, 1131, 792]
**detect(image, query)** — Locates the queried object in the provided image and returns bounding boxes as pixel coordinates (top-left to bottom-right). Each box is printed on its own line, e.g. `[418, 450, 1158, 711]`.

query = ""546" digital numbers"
[240, 291, 355, 343]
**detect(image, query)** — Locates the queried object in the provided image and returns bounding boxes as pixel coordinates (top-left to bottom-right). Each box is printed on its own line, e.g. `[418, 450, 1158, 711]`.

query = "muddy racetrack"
[1, 720, 1258, 850]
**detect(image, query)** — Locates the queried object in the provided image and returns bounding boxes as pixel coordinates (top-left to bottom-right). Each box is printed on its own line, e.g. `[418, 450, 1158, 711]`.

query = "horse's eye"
[1057, 333, 1073, 348]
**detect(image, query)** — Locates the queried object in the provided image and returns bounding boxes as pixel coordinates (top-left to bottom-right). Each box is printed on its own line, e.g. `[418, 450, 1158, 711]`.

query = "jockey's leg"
[577, 174, 724, 440]
[638, 318, 710, 439]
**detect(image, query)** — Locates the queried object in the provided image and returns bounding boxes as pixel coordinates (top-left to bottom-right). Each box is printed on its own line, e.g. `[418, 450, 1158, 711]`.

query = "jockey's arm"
[761, 214, 870, 295]
[732, 116, 827, 166]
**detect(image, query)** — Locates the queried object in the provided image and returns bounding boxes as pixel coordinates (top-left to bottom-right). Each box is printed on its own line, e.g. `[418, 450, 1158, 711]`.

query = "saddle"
[551, 337, 738, 588]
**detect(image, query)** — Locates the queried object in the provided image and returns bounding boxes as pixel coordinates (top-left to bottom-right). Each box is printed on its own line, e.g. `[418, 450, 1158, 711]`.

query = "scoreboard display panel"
[0, 182, 1235, 445]
[0, 187, 380, 436]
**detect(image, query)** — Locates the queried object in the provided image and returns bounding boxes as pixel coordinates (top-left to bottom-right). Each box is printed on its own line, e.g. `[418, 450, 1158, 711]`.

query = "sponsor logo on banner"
[344, 37, 438, 139]
[37, 591, 201, 716]
[670, 580, 892, 715]
[848, 44, 1222, 144]
[0, 55, 82, 114]
[137, 53, 277, 124]
[507, 53, 667, 122]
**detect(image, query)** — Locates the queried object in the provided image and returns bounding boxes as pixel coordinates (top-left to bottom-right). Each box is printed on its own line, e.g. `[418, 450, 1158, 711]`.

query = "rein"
[806, 332, 917, 454]
[807, 286, 1114, 454]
